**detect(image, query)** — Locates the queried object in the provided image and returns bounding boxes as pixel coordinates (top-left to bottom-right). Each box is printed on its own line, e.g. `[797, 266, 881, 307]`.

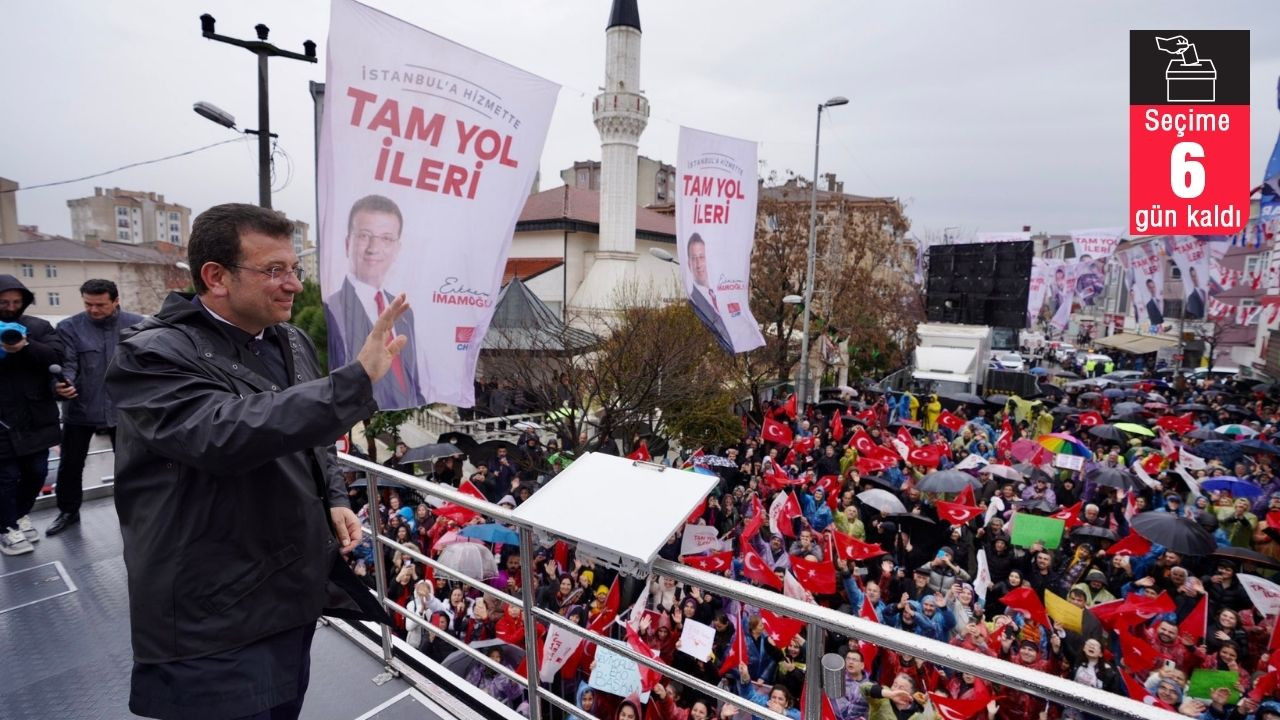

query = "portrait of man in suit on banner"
[324, 194, 425, 409]
[685, 232, 733, 352]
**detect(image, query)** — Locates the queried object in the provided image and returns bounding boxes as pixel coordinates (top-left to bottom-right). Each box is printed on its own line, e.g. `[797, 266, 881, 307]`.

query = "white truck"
[911, 323, 993, 396]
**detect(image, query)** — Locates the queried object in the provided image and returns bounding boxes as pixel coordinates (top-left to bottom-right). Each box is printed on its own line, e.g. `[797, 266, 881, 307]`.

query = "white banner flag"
[1070, 228, 1123, 261]
[1240, 574, 1280, 617]
[675, 127, 765, 354]
[1124, 243, 1165, 331]
[539, 621, 584, 683]
[680, 523, 723, 556]
[974, 549, 992, 602]
[1163, 236, 1212, 320]
[1070, 227, 1121, 311]
[318, 0, 559, 408]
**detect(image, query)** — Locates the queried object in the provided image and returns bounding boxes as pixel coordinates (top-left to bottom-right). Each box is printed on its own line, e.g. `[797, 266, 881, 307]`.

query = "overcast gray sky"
[2, 1, 1278, 242]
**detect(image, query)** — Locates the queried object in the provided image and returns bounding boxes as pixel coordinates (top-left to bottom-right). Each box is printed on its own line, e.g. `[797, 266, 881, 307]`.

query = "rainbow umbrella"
[1037, 432, 1094, 460]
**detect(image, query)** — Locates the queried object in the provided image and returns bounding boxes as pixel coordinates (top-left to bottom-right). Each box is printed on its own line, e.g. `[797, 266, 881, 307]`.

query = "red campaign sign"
[1128, 30, 1250, 235]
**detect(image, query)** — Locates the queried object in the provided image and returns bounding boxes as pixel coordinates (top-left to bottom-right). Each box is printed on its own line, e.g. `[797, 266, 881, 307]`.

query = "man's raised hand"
[357, 293, 410, 382]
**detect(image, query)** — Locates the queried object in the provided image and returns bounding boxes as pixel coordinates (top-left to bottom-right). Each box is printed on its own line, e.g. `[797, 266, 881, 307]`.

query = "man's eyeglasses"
[352, 231, 400, 246]
[228, 264, 307, 284]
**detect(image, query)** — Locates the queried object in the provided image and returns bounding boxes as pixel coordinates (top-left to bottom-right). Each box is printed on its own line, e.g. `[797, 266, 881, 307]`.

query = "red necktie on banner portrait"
[375, 291, 409, 391]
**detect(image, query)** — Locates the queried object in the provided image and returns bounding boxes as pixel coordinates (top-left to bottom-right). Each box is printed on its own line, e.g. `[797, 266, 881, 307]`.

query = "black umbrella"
[1016, 499, 1057, 514]
[442, 640, 525, 678]
[1175, 403, 1212, 413]
[817, 399, 848, 411]
[1238, 438, 1280, 455]
[438, 431, 479, 454]
[1112, 402, 1145, 416]
[1078, 392, 1102, 401]
[1086, 466, 1137, 491]
[1038, 384, 1066, 399]
[401, 442, 466, 465]
[469, 439, 521, 468]
[1130, 512, 1217, 556]
[1190, 441, 1245, 464]
[1211, 546, 1280, 571]
[1221, 404, 1261, 421]
[1087, 425, 1126, 443]
[1056, 370, 1082, 379]
[917, 469, 982, 494]
[1050, 405, 1080, 416]
[349, 474, 410, 489]
[1184, 427, 1225, 441]
[942, 392, 985, 406]
[1070, 525, 1118, 543]
[986, 394, 1011, 407]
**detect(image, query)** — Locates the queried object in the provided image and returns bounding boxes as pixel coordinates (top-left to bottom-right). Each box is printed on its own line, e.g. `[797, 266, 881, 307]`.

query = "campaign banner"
[1070, 229, 1120, 308]
[1163, 236, 1212, 319]
[539, 621, 584, 683]
[1026, 258, 1052, 328]
[1047, 259, 1075, 332]
[1070, 228, 1123, 261]
[675, 127, 765, 354]
[318, 0, 559, 408]
[680, 523, 723, 556]
[1239, 573, 1280, 617]
[1125, 243, 1165, 331]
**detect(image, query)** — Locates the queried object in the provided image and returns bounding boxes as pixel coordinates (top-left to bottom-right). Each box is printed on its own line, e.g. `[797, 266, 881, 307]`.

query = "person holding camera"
[0, 274, 65, 555]
[44, 279, 143, 537]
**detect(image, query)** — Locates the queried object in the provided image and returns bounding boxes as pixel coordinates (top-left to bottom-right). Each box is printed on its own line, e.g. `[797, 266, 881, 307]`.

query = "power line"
[1, 137, 251, 194]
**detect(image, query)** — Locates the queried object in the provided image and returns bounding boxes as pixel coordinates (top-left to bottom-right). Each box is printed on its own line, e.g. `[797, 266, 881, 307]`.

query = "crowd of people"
[347, 368, 1280, 720]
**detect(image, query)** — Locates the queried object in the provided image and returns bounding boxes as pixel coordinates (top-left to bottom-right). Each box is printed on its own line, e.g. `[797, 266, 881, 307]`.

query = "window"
[1168, 260, 1181, 279]
[117, 230, 129, 241]
[19, 263, 33, 278]
[116, 206, 129, 217]
[47, 292, 60, 307]
[1246, 252, 1270, 278]
[168, 212, 178, 221]
[45, 264, 57, 278]
[169, 223, 179, 232]
[170, 233, 180, 243]
[577, 169, 588, 186]
[118, 218, 130, 229]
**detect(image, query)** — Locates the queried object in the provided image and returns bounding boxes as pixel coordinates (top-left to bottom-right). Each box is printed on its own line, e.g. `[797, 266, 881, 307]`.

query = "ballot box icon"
[1156, 35, 1216, 102]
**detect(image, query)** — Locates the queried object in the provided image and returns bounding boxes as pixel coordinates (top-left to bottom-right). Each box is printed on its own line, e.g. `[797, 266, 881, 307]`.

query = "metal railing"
[420, 407, 550, 440]
[338, 452, 1176, 720]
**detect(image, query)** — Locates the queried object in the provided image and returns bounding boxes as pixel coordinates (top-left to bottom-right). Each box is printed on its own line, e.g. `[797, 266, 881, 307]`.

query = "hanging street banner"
[675, 127, 765, 354]
[1163, 236, 1212, 319]
[1125, 242, 1166, 331]
[318, 0, 559, 408]
[1129, 31, 1250, 235]
[1071, 228, 1122, 308]
[1071, 228, 1124, 261]
[1026, 258, 1052, 328]
[1049, 260, 1075, 332]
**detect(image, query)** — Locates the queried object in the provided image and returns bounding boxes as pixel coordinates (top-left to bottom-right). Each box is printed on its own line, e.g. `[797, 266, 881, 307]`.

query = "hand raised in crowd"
[356, 292, 410, 381]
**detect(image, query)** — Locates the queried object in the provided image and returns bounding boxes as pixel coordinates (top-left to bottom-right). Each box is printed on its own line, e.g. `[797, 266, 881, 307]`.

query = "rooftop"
[516, 185, 675, 240]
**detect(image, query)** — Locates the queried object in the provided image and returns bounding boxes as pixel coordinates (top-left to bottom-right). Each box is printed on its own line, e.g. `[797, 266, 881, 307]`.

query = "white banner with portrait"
[318, 0, 559, 408]
[1124, 243, 1166, 331]
[1070, 228, 1121, 308]
[675, 127, 765, 354]
[1027, 258, 1052, 328]
[1163, 236, 1212, 320]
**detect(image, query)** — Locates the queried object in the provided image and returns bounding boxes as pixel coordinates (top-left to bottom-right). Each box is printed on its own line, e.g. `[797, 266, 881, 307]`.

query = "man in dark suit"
[325, 194, 425, 409]
[1185, 265, 1207, 319]
[1144, 278, 1165, 325]
[685, 233, 733, 352]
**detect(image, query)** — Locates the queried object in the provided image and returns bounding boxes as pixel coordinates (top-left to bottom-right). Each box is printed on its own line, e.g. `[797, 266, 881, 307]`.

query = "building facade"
[560, 155, 676, 208]
[67, 186, 191, 247]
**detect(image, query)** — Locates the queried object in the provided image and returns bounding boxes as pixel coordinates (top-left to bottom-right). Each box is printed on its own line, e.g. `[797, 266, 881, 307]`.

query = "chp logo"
[727, 302, 741, 317]
[455, 325, 476, 350]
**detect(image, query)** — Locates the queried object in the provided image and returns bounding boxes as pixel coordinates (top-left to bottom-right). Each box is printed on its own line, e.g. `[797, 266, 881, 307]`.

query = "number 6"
[1171, 141, 1205, 199]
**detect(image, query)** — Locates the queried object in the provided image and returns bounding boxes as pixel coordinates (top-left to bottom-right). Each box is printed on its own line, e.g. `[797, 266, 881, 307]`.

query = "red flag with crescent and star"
[762, 416, 794, 446]
[935, 500, 983, 526]
[741, 546, 784, 589]
[789, 554, 836, 594]
[681, 551, 733, 574]
[760, 609, 804, 648]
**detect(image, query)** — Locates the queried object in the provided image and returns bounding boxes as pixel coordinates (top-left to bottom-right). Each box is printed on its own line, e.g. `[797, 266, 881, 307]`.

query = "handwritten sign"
[676, 618, 716, 662]
[680, 524, 723, 556]
[589, 646, 643, 698]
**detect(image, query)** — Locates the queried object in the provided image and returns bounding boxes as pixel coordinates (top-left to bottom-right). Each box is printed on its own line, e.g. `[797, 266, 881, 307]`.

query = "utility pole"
[199, 15, 316, 209]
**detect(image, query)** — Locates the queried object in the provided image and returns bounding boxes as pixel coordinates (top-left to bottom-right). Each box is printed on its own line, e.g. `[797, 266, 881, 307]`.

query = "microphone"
[49, 364, 72, 386]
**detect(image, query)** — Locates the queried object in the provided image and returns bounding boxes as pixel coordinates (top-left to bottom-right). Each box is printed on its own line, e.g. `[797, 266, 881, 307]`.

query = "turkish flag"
[1119, 632, 1160, 674]
[1180, 593, 1208, 644]
[760, 609, 804, 648]
[853, 408, 876, 426]
[857, 595, 880, 665]
[1123, 673, 1175, 710]
[762, 416, 794, 446]
[897, 427, 917, 451]
[742, 495, 766, 540]
[856, 456, 894, 475]
[681, 550, 734, 574]
[625, 625, 663, 692]
[762, 464, 802, 492]
[800, 684, 840, 720]
[1141, 452, 1165, 475]
[554, 540, 570, 570]
[1269, 510, 1280, 531]
[1078, 411, 1104, 428]
[937, 411, 966, 432]
[831, 412, 845, 441]
[907, 445, 942, 468]
[872, 444, 904, 464]
[935, 500, 983, 526]
[956, 484, 976, 506]
[783, 448, 798, 467]
[496, 613, 525, 645]
[435, 479, 487, 524]
[816, 475, 842, 510]
[999, 586, 1050, 628]
[719, 613, 749, 675]
[996, 417, 1013, 456]
[1154, 415, 1191, 434]
[587, 577, 620, 633]
[741, 546, 783, 589]
[928, 693, 990, 720]
[849, 428, 877, 455]
[1048, 501, 1083, 529]
[777, 491, 803, 538]
[626, 440, 651, 462]
[1118, 591, 1176, 623]
[832, 530, 887, 561]
[686, 495, 708, 525]
[782, 393, 797, 419]
[789, 554, 837, 594]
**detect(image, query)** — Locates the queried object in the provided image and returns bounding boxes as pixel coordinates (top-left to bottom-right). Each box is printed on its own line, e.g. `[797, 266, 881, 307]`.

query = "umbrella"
[400, 442, 466, 465]
[857, 489, 907, 515]
[442, 639, 526, 679]
[917, 469, 982, 494]
[1038, 432, 1094, 459]
[1216, 424, 1259, 438]
[1056, 370, 1082, 379]
[1070, 525, 1118, 543]
[349, 475, 411, 489]
[1078, 392, 1102, 401]
[1237, 438, 1280, 455]
[460, 523, 521, 545]
[1175, 404, 1212, 413]
[1102, 388, 1126, 399]
[1114, 422, 1155, 437]
[1211, 546, 1280, 570]
[434, 530, 485, 549]
[1143, 402, 1169, 411]
[1038, 383, 1066, 399]
[1016, 499, 1057, 514]
[469, 439, 521, 469]
[1011, 438, 1051, 463]
[1191, 441, 1246, 464]
[942, 392, 985, 406]
[437, 542, 499, 579]
[1050, 405, 1080, 416]
[1086, 467, 1137, 491]
[986, 394, 1011, 407]
[817, 399, 849, 411]
[1130, 512, 1217, 556]
[694, 454, 739, 468]
[981, 464, 1024, 482]
[1088, 425, 1126, 443]
[1111, 402, 1145, 416]
[1200, 477, 1264, 498]
[1030, 367, 1048, 376]
[1185, 427, 1225, 441]
[438, 431, 480, 454]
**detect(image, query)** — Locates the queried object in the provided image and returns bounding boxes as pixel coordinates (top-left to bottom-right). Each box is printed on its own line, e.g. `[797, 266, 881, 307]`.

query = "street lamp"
[649, 247, 676, 264]
[798, 95, 848, 416]
[197, 14, 317, 209]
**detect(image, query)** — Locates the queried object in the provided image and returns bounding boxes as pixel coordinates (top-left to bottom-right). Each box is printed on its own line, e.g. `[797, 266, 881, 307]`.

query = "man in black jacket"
[107, 204, 407, 720]
[0, 274, 64, 555]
